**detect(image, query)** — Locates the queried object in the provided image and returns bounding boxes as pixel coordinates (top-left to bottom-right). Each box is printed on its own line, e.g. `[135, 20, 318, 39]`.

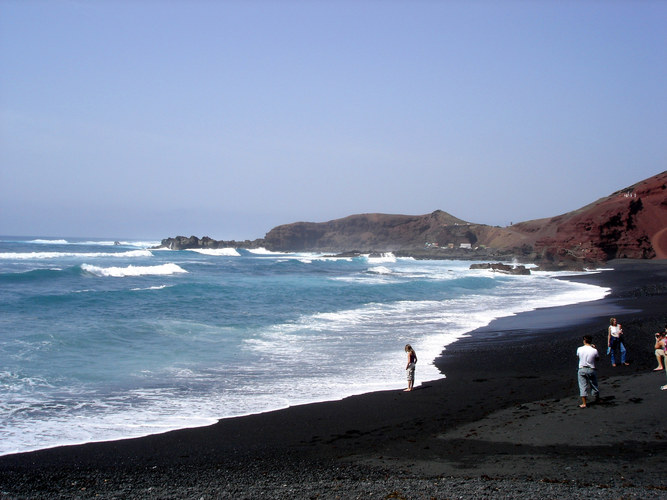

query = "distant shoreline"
[158, 236, 594, 271]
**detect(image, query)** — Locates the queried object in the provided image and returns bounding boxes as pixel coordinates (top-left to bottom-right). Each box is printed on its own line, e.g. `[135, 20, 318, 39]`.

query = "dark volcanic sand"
[1, 259, 666, 499]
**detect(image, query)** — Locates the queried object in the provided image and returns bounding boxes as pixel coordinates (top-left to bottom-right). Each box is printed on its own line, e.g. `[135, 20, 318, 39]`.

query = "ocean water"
[0, 237, 609, 456]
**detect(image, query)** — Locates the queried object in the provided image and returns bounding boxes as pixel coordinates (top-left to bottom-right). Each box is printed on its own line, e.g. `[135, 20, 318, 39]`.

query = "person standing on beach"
[654, 332, 666, 371]
[607, 317, 629, 367]
[577, 335, 600, 408]
[404, 344, 417, 392]
[662, 325, 667, 391]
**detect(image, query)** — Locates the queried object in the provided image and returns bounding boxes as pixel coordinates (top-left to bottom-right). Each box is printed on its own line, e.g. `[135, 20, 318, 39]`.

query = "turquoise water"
[0, 237, 608, 455]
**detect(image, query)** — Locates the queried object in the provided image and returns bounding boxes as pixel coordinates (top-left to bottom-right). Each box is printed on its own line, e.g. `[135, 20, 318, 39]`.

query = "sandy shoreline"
[1, 259, 666, 499]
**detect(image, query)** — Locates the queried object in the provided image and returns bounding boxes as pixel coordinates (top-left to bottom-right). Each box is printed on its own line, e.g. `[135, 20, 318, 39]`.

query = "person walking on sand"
[607, 317, 629, 367]
[404, 344, 417, 391]
[577, 335, 600, 408]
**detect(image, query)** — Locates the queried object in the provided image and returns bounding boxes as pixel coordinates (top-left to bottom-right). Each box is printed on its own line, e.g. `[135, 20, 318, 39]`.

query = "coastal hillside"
[510, 170, 667, 263]
[262, 211, 530, 256]
[263, 210, 473, 252]
[161, 171, 667, 265]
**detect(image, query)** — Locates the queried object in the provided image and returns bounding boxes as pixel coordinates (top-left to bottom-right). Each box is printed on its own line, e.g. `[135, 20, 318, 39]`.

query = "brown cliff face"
[264, 210, 475, 252]
[510, 170, 667, 263]
[263, 171, 667, 264]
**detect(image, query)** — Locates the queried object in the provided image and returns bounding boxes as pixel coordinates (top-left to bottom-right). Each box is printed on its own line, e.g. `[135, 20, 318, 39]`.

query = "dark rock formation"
[263, 210, 500, 253]
[469, 263, 531, 275]
[158, 235, 265, 251]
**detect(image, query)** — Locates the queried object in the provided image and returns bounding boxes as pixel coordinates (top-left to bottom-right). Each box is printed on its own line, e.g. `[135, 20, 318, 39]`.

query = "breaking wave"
[81, 263, 187, 278]
[187, 248, 241, 257]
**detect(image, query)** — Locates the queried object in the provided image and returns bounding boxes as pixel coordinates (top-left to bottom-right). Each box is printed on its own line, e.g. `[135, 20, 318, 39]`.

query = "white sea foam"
[28, 239, 69, 244]
[81, 263, 187, 277]
[0, 390, 219, 456]
[0, 371, 54, 392]
[246, 248, 284, 255]
[187, 248, 241, 256]
[130, 285, 172, 291]
[243, 274, 610, 388]
[293, 255, 354, 264]
[367, 266, 394, 275]
[247, 251, 352, 263]
[0, 250, 153, 260]
[366, 252, 397, 264]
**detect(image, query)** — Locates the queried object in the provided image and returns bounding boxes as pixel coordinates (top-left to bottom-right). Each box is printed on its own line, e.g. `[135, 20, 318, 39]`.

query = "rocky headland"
[160, 171, 667, 269]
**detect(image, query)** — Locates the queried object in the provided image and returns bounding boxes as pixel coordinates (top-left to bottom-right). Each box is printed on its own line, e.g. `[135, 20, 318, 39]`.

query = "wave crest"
[366, 252, 397, 264]
[28, 239, 69, 244]
[81, 263, 187, 277]
[367, 266, 393, 275]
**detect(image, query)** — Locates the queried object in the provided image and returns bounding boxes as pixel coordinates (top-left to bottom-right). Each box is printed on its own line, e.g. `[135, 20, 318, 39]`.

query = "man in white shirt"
[576, 335, 600, 408]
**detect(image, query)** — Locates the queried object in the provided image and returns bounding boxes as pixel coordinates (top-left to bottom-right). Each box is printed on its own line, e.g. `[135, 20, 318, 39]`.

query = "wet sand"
[1, 259, 666, 499]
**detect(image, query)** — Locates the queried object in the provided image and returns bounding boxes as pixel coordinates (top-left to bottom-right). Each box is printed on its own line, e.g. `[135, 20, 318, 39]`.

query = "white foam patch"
[242, 275, 610, 388]
[367, 266, 394, 275]
[246, 248, 285, 255]
[28, 239, 69, 244]
[81, 263, 187, 277]
[130, 285, 172, 291]
[366, 252, 397, 264]
[187, 248, 241, 256]
[0, 389, 219, 456]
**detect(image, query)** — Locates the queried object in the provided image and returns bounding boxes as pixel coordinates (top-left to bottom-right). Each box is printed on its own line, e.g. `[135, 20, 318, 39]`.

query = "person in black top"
[404, 344, 418, 392]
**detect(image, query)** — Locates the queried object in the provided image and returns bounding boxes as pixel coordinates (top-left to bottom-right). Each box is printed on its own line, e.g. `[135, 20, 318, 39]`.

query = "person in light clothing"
[577, 335, 600, 408]
[607, 317, 629, 366]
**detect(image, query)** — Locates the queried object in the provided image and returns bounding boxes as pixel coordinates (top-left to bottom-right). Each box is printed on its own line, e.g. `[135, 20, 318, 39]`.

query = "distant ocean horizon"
[0, 236, 609, 456]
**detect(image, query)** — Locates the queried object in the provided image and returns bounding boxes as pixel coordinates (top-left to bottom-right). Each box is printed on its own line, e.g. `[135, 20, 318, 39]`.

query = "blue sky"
[1, 1, 665, 240]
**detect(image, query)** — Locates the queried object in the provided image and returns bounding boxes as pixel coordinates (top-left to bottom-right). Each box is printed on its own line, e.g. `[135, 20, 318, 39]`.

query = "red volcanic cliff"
[510, 170, 667, 263]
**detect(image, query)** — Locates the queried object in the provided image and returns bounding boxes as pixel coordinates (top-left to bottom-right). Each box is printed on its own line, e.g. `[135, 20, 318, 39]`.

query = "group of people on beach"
[576, 317, 667, 407]
[654, 325, 667, 391]
[403, 316, 667, 399]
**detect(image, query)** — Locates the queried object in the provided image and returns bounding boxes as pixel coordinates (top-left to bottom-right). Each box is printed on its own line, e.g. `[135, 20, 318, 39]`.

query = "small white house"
[459, 243, 472, 249]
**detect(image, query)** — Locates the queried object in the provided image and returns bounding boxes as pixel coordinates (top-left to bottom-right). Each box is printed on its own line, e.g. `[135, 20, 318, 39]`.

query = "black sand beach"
[1, 259, 666, 499]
